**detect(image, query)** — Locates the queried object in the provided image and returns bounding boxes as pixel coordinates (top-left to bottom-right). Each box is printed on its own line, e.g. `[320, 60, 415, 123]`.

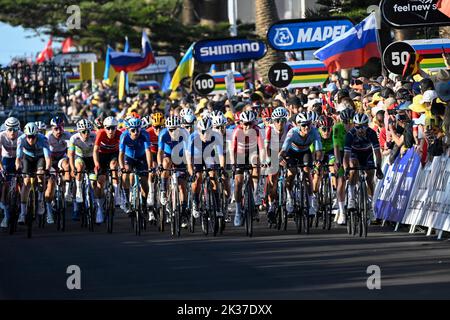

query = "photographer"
[387, 110, 415, 164]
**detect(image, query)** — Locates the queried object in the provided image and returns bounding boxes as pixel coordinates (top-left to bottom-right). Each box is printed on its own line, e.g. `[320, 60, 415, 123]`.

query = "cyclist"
[145, 112, 165, 219]
[333, 108, 354, 224]
[343, 113, 384, 221]
[264, 107, 292, 223]
[93, 116, 121, 223]
[157, 115, 189, 225]
[231, 110, 265, 226]
[279, 112, 322, 217]
[118, 117, 153, 215]
[35, 121, 47, 135]
[16, 122, 51, 224]
[0, 117, 22, 228]
[187, 118, 226, 220]
[68, 119, 96, 221]
[45, 116, 72, 224]
[180, 108, 196, 134]
[94, 116, 104, 131]
[307, 111, 320, 128]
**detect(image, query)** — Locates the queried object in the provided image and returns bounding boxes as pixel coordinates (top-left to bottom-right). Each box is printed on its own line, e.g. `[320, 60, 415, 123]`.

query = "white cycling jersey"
[0, 130, 23, 158]
[68, 132, 96, 158]
[46, 131, 72, 158]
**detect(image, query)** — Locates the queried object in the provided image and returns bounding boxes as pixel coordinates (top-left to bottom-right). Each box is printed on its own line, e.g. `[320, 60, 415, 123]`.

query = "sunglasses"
[80, 130, 89, 135]
[300, 123, 310, 128]
[52, 126, 63, 131]
[183, 125, 193, 129]
[355, 125, 367, 130]
[7, 128, 19, 132]
[169, 128, 177, 132]
[320, 126, 332, 131]
[153, 126, 161, 130]
[105, 126, 117, 131]
[243, 122, 252, 126]
[130, 128, 140, 133]
[26, 135, 36, 139]
[274, 119, 285, 123]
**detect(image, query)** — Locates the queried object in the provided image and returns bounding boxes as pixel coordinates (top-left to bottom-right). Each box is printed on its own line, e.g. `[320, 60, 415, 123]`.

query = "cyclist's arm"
[343, 132, 353, 171]
[68, 148, 75, 173]
[43, 143, 51, 171]
[118, 151, 125, 170]
[15, 136, 24, 170]
[93, 145, 100, 170]
[145, 148, 152, 171]
[0, 137, 4, 171]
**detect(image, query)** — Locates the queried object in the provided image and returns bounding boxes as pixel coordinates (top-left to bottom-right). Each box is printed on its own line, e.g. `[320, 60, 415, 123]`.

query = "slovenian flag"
[109, 32, 156, 73]
[314, 13, 380, 74]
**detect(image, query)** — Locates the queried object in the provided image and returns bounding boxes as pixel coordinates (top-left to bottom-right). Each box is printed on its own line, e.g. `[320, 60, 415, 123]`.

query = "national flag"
[169, 43, 195, 91]
[313, 13, 381, 74]
[161, 68, 172, 92]
[109, 32, 156, 73]
[61, 37, 73, 53]
[119, 37, 130, 100]
[437, 0, 450, 18]
[36, 37, 53, 63]
[103, 46, 117, 87]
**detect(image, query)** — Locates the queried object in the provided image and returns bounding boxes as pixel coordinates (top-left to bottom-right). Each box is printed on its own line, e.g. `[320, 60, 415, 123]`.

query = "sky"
[0, 22, 62, 66]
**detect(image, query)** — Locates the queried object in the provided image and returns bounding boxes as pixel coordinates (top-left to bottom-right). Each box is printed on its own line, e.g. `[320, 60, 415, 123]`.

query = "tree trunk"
[199, 0, 223, 26]
[182, 0, 196, 25]
[255, 0, 284, 83]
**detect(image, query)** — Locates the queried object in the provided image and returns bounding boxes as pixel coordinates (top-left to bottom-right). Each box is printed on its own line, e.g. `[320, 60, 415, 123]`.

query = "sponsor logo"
[392, 0, 438, 21]
[199, 43, 261, 57]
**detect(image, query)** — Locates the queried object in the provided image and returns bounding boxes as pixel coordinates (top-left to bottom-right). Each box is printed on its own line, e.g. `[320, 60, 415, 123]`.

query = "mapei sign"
[381, 0, 450, 28]
[193, 38, 266, 64]
[267, 18, 354, 51]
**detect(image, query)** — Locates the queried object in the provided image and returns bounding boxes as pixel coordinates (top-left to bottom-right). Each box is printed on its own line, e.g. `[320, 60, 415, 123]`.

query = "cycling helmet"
[103, 116, 118, 128]
[339, 108, 355, 122]
[212, 114, 227, 127]
[141, 115, 151, 129]
[50, 116, 64, 127]
[129, 111, 141, 119]
[210, 110, 223, 119]
[295, 112, 311, 124]
[5, 117, 20, 129]
[127, 117, 142, 129]
[239, 110, 256, 123]
[261, 107, 273, 120]
[183, 114, 196, 125]
[24, 122, 38, 136]
[165, 115, 181, 129]
[151, 112, 165, 126]
[353, 113, 369, 125]
[197, 118, 212, 131]
[76, 119, 93, 132]
[271, 107, 288, 120]
[201, 109, 211, 120]
[35, 121, 47, 132]
[318, 116, 334, 128]
[179, 108, 194, 119]
[307, 111, 320, 123]
[94, 116, 104, 129]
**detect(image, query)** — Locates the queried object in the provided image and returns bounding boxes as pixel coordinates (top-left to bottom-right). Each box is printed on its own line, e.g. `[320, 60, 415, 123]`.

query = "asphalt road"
[0, 208, 449, 300]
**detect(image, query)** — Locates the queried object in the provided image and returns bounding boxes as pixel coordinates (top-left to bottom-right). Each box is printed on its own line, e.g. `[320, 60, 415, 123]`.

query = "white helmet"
[165, 115, 181, 129]
[353, 113, 369, 125]
[212, 114, 227, 127]
[179, 108, 194, 118]
[5, 117, 20, 130]
[140, 116, 151, 129]
[210, 110, 223, 118]
[307, 111, 320, 123]
[295, 112, 311, 124]
[24, 122, 38, 136]
[183, 114, 196, 125]
[201, 109, 211, 120]
[103, 116, 118, 128]
[239, 110, 256, 123]
[76, 119, 93, 131]
[197, 118, 212, 131]
[35, 121, 46, 131]
[272, 107, 288, 120]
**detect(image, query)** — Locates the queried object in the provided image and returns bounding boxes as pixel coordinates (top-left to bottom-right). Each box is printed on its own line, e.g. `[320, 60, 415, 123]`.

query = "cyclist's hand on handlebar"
[376, 167, 384, 180]
[158, 165, 164, 173]
[344, 168, 350, 179]
[279, 156, 287, 167]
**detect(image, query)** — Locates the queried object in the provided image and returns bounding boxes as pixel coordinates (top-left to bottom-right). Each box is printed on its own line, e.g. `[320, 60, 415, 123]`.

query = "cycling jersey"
[119, 130, 151, 160]
[158, 128, 188, 158]
[344, 127, 380, 154]
[311, 136, 333, 154]
[46, 131, 72, 159]
[332, 122, 346, 151]
[187, 130, 223, 166]
[231, 124, 264, 156]
[68, 132, 96, 158]
[281, 127, 322, 153]
[265, 123, 292, 147]
[95, 129, 121, 154]
[17, 133, 50, 159]
[146, 127, 159, 154]
[0, 130, 22, 158]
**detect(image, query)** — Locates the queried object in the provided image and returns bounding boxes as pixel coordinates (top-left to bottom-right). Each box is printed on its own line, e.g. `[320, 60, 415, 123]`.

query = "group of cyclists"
[0, 94, 385, 234]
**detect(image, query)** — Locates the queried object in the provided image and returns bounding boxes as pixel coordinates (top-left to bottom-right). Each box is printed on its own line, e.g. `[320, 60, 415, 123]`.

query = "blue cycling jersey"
[119, 130, 151, 159]
[158, 128, 188, 157]
[344, 127, 380, 154]
[187, 130, 223, 165]
[17, 133, 50, 159]
[282, 127, 322, 153]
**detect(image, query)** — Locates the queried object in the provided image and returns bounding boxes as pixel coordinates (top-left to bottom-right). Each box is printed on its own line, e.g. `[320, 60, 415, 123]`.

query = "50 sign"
[193, 73, 215, 95]
[268, 62, 293, 88]
[383, 41, 415, 75]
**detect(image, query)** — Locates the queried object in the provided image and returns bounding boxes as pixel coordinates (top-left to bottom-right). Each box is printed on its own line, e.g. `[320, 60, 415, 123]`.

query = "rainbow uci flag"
[406, 39, 450, 71]
[286, 60, 328, 89]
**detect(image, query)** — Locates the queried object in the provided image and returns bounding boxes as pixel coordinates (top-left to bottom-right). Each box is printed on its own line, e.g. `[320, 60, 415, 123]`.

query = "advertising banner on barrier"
[374, 148, 421, 222]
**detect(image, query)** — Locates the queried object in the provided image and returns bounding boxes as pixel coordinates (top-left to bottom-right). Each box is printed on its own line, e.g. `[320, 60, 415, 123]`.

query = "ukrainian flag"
[169, 43, 195, 91]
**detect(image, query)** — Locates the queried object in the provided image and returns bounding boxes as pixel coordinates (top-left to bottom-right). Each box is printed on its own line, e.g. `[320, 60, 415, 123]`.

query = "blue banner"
[267, 18, 354, 51]
[374, 148, 421, 222]
[193, 38, 267, 64]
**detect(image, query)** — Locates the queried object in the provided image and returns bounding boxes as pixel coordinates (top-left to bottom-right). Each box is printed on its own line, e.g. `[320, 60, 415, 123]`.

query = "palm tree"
[255, 0, 284, 83]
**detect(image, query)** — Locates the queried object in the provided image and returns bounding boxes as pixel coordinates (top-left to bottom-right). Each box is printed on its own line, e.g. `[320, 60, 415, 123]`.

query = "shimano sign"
[193, 38, 266, 64]
[267, 18, 354, 51]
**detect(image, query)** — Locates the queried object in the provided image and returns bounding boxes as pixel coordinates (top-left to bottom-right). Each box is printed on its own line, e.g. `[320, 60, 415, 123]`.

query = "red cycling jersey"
[231, 124, 264, 156]
[146, 127, 159, 154]
[95, 129, 121, 154]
